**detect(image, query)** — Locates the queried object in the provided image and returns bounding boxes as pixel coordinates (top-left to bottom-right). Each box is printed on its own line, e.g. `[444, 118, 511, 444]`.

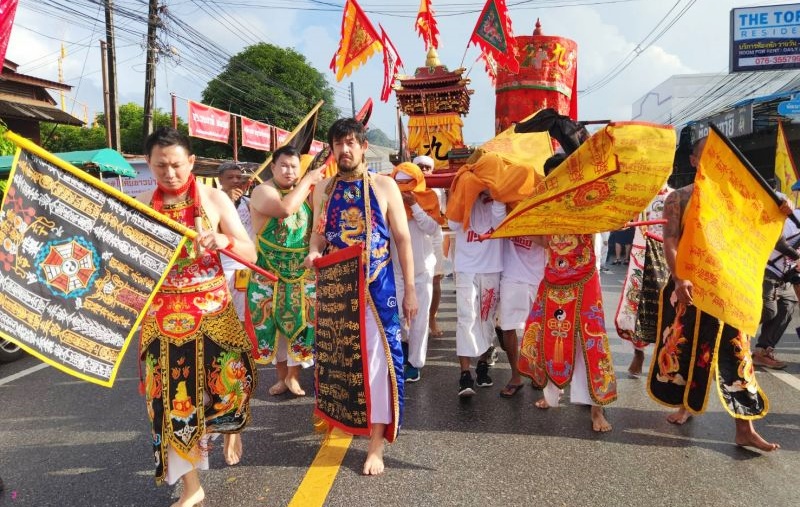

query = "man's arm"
[250, 166, 325, 220]
[662, 187, 692, 304]
[303, 179, 330, 269]
[208, 187, 257, 263]
[379, 176, 418, 324]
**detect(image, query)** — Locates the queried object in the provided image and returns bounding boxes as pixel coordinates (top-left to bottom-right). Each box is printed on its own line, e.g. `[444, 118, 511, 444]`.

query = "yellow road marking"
[288, 428, 353, 507]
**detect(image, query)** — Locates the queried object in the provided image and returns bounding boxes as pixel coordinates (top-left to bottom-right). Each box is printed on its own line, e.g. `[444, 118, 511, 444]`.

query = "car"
[0, 338, 25, 363]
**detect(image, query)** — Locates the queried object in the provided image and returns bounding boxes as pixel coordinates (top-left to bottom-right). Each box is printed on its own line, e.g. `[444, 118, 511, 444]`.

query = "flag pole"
[253, 100, 324, 179]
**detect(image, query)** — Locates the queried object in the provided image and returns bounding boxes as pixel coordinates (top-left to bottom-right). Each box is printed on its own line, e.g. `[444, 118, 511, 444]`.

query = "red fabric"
[0, 0, 19, 70]
[379, 25, 403, 103]
[187, 101, 231, 144]
[415, 0, 439, 50]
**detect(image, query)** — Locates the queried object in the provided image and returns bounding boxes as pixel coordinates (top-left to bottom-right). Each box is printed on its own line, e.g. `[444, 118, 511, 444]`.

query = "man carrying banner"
[650, 136, 785, 451]
[305, 118, 417, 476]
[137, 127, 258, 505]
[248, 146, 325, 396]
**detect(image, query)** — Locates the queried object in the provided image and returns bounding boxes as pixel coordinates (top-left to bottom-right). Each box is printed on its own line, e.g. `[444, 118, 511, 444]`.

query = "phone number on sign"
[753, 55, 800, 64]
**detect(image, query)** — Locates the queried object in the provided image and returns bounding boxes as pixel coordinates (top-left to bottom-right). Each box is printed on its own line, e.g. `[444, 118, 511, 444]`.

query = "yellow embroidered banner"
[676, 128, 785, 335]
[408, 113, 463, 171]
[492, 122, 675, 237]
[775, 121, 798, 194]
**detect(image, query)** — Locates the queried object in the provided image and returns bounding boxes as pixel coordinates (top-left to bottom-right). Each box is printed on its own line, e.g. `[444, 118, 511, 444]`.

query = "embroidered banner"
[469, 0, 520, 77]
[313, 243, 369, 436]
[241, 117, 272, 151]
[0, 133, 187, 387]
[407, 113, 463, 171]
[329, 0, 383, 82]
[415, 0, 439, 51]
[676, 127, 785, 335]
[379, 24, 403, 103]
[492, 122, 675, 237]
[187, 100, 231, 144]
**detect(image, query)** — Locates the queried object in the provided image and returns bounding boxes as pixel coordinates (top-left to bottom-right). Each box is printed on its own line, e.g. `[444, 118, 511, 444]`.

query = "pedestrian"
[137, 127, 258, 506]
[648, 137, 780, 451]
[391, 161, 443, 383]
[216, 160, 254, 465]
[248, 146, 325, 397]
[305, 118, 418, 475]
[518, 153, 617, 432]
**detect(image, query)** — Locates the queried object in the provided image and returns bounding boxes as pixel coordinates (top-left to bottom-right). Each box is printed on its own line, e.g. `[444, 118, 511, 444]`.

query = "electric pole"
[104, 0, 121, 150]
[100, 40, 112, 148]
[142, 0, 159, 140]
[350, 82, 356, 118]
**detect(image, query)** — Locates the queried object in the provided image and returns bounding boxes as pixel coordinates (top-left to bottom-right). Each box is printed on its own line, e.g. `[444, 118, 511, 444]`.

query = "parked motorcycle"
[0, 338, 25, 363]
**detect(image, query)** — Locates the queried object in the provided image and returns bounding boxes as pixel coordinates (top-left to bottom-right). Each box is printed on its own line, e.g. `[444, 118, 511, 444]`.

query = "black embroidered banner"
[313, 243, 369, 435]
[0, 136, 187, 386]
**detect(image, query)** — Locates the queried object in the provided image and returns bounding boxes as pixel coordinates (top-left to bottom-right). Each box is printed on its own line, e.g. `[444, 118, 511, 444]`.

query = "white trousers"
[395, 269, 433, 368]
[542, 338, 596, 407]
[455, 272, 500, 358]
[366, 308, 391, 425]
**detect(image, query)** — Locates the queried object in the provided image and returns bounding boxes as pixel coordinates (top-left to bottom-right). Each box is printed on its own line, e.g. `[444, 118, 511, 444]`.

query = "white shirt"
[449, 198, 506, 274]
[503, 236, 546, 285]
[221, 196, 251, 273]
[766, 209, 800, 279]
[392, 203, 439, 277]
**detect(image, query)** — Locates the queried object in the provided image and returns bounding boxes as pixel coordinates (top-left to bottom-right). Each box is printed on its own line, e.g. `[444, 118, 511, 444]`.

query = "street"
[1, 265, 799, 507]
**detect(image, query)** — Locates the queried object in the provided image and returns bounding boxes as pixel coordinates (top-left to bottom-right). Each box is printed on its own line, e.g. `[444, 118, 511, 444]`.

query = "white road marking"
[766, 369, 800, 392]
[0, 363, 49, 386]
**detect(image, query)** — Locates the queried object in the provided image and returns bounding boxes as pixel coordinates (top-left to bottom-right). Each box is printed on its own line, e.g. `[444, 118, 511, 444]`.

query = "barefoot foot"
[362, 442, 385, 475]
[429, 324, 443, 338]
[591, 406, 612, 432]
[268, 380, 288, 396]
[666, 408, 692, 425]
[735, 420, 780, 452]
[284, 376, 306, 396]
[170, 487, 205, 507]
[171, 471, 204, 507]
[223, 433, 242, 465]
[627, 349, 645, 378]
[534, 398, 550, 409]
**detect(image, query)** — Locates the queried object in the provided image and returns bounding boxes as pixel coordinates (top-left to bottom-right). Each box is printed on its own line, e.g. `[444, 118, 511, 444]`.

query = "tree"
[201, 43, 339, 160]
[0, 120, 15, 156]
[98, 103, 187, 154]
[41, 123, 107, 153]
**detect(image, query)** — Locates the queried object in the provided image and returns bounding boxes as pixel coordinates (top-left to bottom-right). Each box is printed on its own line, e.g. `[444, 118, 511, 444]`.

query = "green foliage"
[41, 123, 107, 152]
[0, 120, 17, 156]
[97, 102, 188, 154]
[200, 43, 339, 161]
[366, 128, 395, 148]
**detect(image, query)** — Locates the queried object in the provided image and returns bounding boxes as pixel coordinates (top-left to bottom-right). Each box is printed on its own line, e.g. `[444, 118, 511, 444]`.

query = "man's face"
[146, 144, 195, 192]
[417, 162, 433, 175]
[272, 154, 301, 189]
[218, 168, 244, 193]
[332, 133, 366, 172]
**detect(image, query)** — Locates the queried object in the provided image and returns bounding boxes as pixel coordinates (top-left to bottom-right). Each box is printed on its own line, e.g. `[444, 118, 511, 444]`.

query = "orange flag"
[415, 0, 439, 51]
[774, 121, 799, 194]
[468, 0, 519, 76]
[329, 0, 383, 82]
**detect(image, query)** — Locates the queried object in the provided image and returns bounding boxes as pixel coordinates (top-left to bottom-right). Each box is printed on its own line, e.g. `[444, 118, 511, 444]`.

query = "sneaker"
[475, 361, 493, 387]
[405, 365, 421, 383]
[458, 371, 475, 397]
[752, 347, 787, 369]
[486, 345, 498, 366]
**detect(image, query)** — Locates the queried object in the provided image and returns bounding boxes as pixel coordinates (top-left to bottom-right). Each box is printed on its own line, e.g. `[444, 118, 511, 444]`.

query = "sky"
[4, 0, 788, 147]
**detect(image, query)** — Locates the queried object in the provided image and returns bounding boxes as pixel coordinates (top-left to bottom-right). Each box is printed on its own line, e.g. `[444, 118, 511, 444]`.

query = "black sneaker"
[475, 361, 493, 387]
[458, 371, 475, 397]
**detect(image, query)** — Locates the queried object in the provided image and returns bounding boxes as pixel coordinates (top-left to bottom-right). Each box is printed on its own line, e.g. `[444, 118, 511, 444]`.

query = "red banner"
[275, 127, 291, 147]
[0, 0, 20, 68]
[187, 101, 230, 144]
[241, 117, 272, 151]
[309, 140, 325, 155]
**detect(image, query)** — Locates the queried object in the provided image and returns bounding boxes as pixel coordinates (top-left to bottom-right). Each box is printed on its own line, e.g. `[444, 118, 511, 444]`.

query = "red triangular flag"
[379, 25, 403, 103]
[415, 0, 439, 51]
[468, 0, 519, 75]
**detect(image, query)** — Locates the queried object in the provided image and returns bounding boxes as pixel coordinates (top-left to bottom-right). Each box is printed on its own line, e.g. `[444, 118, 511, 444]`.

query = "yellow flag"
[775, 121, 798, 194]
[676, 128, 785, 335]
[491, 122, 675, 237]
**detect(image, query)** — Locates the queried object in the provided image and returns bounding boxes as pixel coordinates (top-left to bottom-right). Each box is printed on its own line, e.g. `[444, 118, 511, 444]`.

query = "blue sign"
[731, 4, 800, 72]
[778, 99, 800, 116]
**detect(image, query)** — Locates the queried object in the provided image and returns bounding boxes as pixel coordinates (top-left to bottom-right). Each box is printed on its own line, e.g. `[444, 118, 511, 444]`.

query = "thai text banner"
[731, 4, 800, 72]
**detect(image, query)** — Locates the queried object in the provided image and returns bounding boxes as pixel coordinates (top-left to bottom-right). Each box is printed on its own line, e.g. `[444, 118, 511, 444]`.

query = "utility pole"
[142, 0, 159, 140]
[100, 40, 112, 148]
[58, 43, 66, 111]
[104, 0, 121, 150]
[350, 82, 356, 118]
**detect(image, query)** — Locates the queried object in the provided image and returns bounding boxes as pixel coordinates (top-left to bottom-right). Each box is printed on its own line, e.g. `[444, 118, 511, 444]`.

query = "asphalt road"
[1, 265, 799, 507]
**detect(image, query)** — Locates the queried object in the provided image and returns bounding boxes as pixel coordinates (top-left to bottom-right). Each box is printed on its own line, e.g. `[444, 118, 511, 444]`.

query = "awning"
[0, 100, 84, 126]
[0, 148, 137, 177]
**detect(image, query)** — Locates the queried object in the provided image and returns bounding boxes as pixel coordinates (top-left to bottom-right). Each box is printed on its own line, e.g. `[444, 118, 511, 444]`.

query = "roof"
[0, 99, 83, 126]
[2, 60, 72, 92]
[0, 148, 136, 177]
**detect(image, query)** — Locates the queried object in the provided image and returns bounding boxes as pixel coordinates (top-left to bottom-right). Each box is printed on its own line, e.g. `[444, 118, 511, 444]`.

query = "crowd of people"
[134, 121, 792, 507]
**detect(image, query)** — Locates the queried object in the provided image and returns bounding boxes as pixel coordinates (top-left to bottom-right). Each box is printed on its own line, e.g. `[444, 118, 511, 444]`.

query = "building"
[1, 60, 83, 143]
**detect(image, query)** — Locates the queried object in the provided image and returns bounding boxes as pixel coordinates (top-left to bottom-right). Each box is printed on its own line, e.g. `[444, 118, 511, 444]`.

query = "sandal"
[499, 383, 524, 398]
